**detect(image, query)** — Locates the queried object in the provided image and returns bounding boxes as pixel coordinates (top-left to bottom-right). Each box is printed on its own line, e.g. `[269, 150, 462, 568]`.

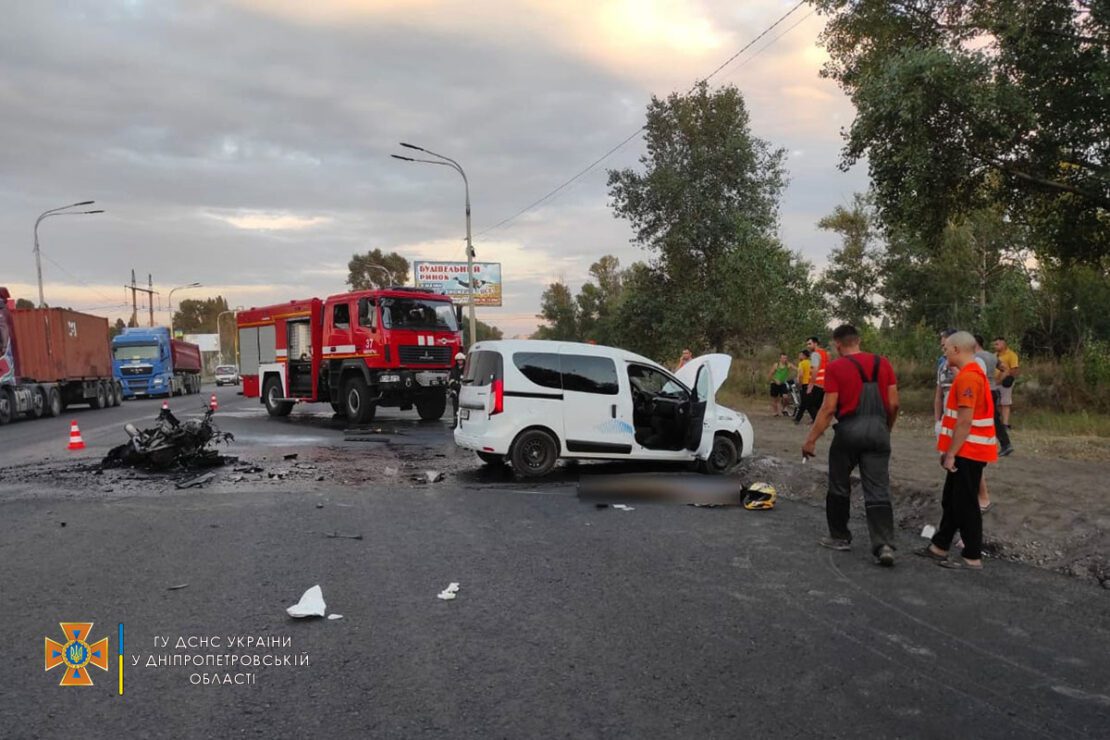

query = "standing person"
[676, 348, 693, 371]
[794, 350, 811, 424]
[934, 329, 958, 437]
[768, 353, 793, 417]
[993, 337, 1020, 428]
[448, 352, 466, 428]
[802, 325, 900, 566]
[803, 335, 830, 422]
[919, 332, 998, 570]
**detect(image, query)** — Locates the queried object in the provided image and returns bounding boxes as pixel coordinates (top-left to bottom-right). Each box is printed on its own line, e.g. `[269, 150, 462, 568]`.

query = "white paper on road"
[921, 525, 937, 539]
[287, 585, 327, 618]
[327, 614, 343, 621]
[437, 582, 460, 600]
[612, 504, 635, 511]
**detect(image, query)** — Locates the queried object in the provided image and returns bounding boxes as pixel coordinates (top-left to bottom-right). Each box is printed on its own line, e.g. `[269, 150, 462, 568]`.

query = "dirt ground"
[736, 398, 1110, 588]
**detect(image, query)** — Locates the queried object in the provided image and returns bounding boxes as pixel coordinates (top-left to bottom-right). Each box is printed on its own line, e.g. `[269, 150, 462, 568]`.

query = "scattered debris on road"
[286, 585, 327, 618]
[175, 472, 215, 489]
[437, 582, 460, 601]
[318, 531, 363, 540]
[234, 465, 265, 474]
[414, 470, 445, 484]
[167, 583, 189, 590]
[102, 407, 234, 471]
[327, 614, 343, 621]
[283, 453, 298, 461]
[921, 524, 937, 539]
[612, 504, 635, 511]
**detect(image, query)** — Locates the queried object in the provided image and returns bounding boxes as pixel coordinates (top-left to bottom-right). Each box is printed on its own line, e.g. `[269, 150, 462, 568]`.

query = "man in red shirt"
[803, 324, 900, 566]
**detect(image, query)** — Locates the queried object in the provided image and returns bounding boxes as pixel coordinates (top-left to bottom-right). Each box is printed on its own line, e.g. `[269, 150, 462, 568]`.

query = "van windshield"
[381, 298, 458, 332]
[113, 344, 159, 361]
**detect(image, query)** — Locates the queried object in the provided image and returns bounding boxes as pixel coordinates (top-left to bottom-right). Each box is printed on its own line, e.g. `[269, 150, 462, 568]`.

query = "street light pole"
[33, 201, 104, 307]
[168, 282, 202, 337]
[391, 143, 477, 346]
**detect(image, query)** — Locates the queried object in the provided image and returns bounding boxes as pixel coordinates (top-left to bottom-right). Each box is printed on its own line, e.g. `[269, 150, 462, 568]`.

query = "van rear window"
[513, 352, 561, 390]
[463, 351, 502, 387]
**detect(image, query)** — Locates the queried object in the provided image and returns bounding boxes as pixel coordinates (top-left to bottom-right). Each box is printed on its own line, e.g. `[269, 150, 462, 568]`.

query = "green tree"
[575, 255, 624, 344]
[473, 319, 503, 343]
[810, 0, 1109, 264]
[347, 249, 410, 289]
[533, 282, 579, 340]
[172, 296, 230, 335]
[109, 317, 126, 339]
[607, 82, 818, 353]
[816, 194, 881, 326]
[15, 298, 34, 310]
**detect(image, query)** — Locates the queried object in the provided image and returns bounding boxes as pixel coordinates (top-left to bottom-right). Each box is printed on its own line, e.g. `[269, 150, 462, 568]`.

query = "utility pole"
[125, 269, 159, 328]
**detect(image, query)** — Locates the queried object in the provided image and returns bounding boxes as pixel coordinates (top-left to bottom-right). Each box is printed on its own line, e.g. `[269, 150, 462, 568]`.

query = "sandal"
[915, 546, 947, 562]
[938, 558, 983, 571]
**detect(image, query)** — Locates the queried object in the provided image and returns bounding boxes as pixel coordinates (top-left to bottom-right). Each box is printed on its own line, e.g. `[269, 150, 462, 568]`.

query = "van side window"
[357, 298, 376, 330]
[333, 303, 350, 330]
[562, 354, 619, 395]
[463, 351, 503, 387]
[513, 352, 561, 390]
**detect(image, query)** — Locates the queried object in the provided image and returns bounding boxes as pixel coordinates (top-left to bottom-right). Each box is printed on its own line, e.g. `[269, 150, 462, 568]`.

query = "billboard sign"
[414, 261, 502, 306]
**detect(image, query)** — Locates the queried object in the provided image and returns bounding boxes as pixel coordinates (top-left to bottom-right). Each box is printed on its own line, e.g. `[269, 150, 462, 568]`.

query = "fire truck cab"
[238, 288, 463, 423]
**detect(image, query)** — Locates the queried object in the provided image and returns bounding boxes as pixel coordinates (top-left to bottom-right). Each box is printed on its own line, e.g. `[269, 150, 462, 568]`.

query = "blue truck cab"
[112, 327, 202, 398]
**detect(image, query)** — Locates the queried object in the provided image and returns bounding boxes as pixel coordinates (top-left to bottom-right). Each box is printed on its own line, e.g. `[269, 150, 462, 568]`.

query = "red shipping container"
[170, 338, 203, 374]
[10, 308, 113, 383]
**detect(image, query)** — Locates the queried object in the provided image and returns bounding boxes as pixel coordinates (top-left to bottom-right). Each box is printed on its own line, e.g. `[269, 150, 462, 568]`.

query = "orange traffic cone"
[67, 420, 85, 451]
[209, 394, 218, 411]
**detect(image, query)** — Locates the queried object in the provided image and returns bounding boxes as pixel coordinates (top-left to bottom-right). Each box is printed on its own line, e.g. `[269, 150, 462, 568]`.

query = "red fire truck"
[237, 287, 463, 422]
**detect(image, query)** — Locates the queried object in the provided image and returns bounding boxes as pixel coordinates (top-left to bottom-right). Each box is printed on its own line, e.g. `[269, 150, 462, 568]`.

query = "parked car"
[214, 365, 240, 386]
[454, 340, 754, 477]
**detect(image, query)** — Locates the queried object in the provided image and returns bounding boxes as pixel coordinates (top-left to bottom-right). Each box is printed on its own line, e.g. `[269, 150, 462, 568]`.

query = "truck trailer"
[0, 286, 122, 424]
[238, 287, 463, 422]
[112, 327, 203, 398]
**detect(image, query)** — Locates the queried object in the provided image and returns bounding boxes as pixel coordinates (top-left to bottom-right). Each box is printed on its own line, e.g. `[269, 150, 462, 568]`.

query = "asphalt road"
[1, 383, 1107, 738]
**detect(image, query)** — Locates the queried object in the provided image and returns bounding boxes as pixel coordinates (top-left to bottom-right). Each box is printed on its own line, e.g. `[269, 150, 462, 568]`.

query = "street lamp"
[33, 201, 105, 307]
[168, 282, 202, 337]
[391, 142, 477, 345]
[216, 306, 244, 363]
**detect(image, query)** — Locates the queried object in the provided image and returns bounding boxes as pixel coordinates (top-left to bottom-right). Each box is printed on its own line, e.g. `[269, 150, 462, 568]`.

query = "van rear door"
[458, 349, 503, 423]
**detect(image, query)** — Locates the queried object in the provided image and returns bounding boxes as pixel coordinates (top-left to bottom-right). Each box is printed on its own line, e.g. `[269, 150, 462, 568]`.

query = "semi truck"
[237, 287, 463, 423]
[0, 286, 122, 424]
[112, 327, 203, 398]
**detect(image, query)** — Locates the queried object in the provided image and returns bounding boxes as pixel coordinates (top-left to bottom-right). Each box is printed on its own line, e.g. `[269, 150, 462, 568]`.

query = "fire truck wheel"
[263, 376, 294, 417]
[415, 392, 447, 421]
[330, 401, 347, 418]
[343, 377, 376, 424]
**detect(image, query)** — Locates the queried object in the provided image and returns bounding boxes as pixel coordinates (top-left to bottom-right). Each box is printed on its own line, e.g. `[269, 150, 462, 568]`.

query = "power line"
[38, 251, 123, 307]
[476, 0, 809, 238]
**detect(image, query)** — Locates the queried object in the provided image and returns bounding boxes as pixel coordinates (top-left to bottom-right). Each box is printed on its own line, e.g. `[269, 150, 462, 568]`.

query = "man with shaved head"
[920, 331, 999, 570]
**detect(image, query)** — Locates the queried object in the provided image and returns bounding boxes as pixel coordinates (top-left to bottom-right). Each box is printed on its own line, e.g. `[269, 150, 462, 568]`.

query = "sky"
[0, 0, 869, 338]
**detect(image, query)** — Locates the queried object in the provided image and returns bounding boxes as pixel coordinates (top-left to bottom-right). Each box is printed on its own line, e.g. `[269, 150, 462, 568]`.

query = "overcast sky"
[1, 0, 868, 337]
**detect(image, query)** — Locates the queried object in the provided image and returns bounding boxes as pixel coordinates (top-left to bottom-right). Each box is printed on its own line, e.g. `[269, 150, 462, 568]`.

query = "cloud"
[207, 211, 333, 231]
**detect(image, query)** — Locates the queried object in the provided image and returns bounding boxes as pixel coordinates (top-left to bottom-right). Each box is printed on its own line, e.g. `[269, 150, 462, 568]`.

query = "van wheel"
[45, 386, 63, 417]
[511, 429, 559, 478]
[0, 388, 14, 424]
[90, 382, 107, 409]
[702, 435, 738, 475]
[263, 376, 294, 417]
[344, 377, 376, 424]
[476, 451, 505, 466]
[416, 392, 447, 421]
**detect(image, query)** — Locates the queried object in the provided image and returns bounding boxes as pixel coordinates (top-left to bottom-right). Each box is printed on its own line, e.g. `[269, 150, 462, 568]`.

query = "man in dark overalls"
[802, 324, 901, 566]
[448, 352, 465, 428]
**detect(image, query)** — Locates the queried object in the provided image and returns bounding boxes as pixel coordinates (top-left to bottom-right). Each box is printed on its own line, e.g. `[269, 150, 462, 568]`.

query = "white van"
[454, 340, 754, 477]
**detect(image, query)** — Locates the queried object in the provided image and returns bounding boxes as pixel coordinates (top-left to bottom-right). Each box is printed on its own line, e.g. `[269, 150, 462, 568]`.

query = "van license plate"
[460, 409, 469, 420]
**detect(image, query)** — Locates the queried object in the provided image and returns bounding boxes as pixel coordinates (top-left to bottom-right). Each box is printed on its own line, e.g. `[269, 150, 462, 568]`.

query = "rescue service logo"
[44, 622, 109, 687]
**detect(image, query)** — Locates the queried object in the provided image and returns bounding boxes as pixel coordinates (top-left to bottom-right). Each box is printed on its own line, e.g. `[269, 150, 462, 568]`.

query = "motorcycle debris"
[437, 582, 460, 601]
[283, 453, 299, 461]
[176, 472, 215, 489]
[167, 583, 189, 590]
[286, 585, 327, 619]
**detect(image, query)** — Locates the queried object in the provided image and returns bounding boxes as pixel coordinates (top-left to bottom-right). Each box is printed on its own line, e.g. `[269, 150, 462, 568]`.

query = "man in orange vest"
[918, 331, 998, 571]
[803, 335, 829, 422]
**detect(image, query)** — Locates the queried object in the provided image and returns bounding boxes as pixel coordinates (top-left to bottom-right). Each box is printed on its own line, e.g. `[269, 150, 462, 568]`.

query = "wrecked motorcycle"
[102, 406, 234, 470]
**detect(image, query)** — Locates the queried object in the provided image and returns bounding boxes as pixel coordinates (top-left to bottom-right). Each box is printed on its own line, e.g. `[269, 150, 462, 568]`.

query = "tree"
[172, 296, 230, 337]
[474, 320, 503, 343]
[816, 194, 881, 326]
[533, 282, 579, 340]
[15, 298, 34, 310]
[607, 82, 818, 353]
[109, 318, 126, 339]
[575, 255, 624, 344]
[347, 249, 410, 290]
[810, 0, 1109, 264]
